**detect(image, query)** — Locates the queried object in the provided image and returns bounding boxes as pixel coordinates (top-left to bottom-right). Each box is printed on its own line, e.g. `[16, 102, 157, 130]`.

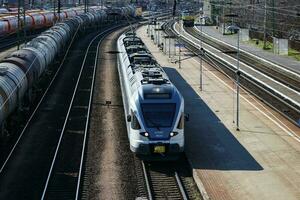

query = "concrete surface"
[195, 26, 300, 73]
[137, 25, 300, 200]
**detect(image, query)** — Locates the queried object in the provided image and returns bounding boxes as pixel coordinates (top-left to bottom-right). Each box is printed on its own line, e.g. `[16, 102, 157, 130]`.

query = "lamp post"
[197, 15, 210, 91]
[17, 0, 21, 50]
[178, 11, 182, 69]
[198, 15, 209, 91]
[199, 0, 203, 91]
[198, 18, 203, 91]
[226, 24, 240, 131]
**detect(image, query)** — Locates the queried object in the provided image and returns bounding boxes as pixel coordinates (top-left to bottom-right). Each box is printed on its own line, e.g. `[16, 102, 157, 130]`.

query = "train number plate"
[153, 145, 165, 153]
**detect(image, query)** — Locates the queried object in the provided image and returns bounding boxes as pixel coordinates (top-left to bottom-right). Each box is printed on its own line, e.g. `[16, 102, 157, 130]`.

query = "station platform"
[136, 25, 300, 200]
[195, 25, 300, 73]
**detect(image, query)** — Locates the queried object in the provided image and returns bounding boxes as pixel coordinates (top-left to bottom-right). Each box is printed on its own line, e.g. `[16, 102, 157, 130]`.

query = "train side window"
[131, 111, 141, 130]
[177, 113, 184, 129]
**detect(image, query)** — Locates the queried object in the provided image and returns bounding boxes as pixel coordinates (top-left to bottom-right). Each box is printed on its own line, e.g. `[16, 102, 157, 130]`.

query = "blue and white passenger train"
[117, 32, 186, 157]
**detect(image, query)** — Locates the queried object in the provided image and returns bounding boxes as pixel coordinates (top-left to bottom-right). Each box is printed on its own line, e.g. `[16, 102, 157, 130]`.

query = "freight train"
[117, 32, 186, 158]
[0, 6, 136, 36]
[0, 6, 136, 130]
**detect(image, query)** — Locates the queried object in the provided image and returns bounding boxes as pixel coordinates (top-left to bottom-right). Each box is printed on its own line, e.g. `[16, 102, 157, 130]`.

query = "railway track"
[185, 27, 300, 92]
[0, 24, 124, 199]
[40, 26, 121, 200]
[142, 161, 188, 200]
[139, 158, 202, 200]
[162, 20, 300, 127]
[0, 30, 47, 51]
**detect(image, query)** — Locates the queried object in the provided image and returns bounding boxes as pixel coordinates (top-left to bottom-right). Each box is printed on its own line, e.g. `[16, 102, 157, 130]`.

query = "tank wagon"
[117, 32, 186, 158]
[0, 6, 122, 36]
[0, 6, 135, 130]
[0, 8, 76, 36]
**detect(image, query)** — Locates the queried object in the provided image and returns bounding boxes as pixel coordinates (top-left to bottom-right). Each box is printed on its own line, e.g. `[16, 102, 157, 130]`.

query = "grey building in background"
[206, 0, 300, 42]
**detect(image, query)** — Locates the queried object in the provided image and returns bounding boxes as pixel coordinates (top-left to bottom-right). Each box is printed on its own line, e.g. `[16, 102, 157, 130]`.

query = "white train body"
[117, 32, 185, 156]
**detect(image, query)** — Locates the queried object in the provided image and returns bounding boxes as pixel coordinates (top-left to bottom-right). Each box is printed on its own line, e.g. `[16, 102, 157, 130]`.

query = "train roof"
[125, 45, 148, 53]
[120, 34, 173, 94]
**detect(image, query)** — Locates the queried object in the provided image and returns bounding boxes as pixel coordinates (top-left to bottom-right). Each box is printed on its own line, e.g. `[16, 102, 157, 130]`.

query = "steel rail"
[163, 20, 300, 128]
[175, 171, 188, 200]
[74, 24, 124, 199]
[0, 24, 81, 174]
[40, 25, 123, 200]
[173, 22, 300, 107]
[142, 161, 153, 200]
[191, 26, 300, 80]
[142, 160, 189, 200]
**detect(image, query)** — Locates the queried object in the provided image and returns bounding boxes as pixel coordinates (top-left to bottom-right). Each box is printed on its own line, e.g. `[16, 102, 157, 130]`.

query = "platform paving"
[195, 26, 300, 73]
[137, 25, 300, 200]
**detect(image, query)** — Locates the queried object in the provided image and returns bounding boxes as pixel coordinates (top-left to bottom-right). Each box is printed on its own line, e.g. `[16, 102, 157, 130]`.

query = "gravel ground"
[81, 28, 140, 200]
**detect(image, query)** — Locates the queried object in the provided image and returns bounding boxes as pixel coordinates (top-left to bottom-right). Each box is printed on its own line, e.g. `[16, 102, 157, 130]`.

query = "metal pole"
[157, 23, 159, 45]
[147, 18, 150, 37]
[154, 21, 157, 44]
[272, 0, 275, 37]
[179, 18, 181, 69]
[168, 37, 171, 58]
[236, 30, 240, 131]
[156, 24, 160, 47]
[173, 37, 176, 56]
[164, 34, 167, 54]
[58, 0, 61, 22]
[53, 0, 56, 24]
[200, 23, 203, 91]
[17, 0, 21, 50]
[22, 0, 26, 45]
[199, 0, 203, 91]
[222, 1, 225, 34]
[87, 0, 89, 12]
[263, 0, 267, 49]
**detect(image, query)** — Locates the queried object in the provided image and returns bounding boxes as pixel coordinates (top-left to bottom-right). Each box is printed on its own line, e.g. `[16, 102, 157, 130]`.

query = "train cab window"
[144, 93, 171, 99]
[141, 103, 176, 128]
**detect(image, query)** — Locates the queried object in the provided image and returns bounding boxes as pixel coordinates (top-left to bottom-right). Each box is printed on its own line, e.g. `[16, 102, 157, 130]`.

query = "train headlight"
[140, 132, 149, 137]
[170, 132, 179, 137]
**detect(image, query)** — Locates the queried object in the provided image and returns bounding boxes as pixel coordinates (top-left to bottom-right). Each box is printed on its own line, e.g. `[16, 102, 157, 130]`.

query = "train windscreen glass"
[141, 103, 176, 128]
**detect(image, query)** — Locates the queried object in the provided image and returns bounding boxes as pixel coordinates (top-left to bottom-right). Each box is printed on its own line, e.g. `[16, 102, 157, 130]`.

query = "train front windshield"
[141, 103, 176, 128]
